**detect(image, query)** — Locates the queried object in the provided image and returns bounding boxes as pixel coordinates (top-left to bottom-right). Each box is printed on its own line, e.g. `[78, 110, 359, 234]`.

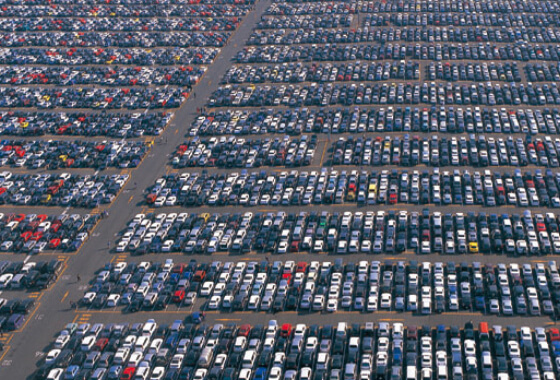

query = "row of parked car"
[365, 11, 560, 26]
[0, 111, 173, 138]
[0, 212, 100, 253]
[187, 106, 560, 136]
[0, 171, 128, 208]
[360, 0, 560, 14]
[35, 319, 560, 380]
[116, 208, 560, 256]
[0, 66, 206, 87]
[80, 259, 560, 318]
[7, 0, 253, 4]
[0, 259, 64, 292]
[331, 135, 560, 168]
[0, 3, 252, 17]
[0, 298, 35, 323]
[0, 32, 232, 48]
[0, 47, 220, 66]
[525, 63, 560, 82]
[0, 18, 241, 32]
[0, 87, 189, 110]
[145, 168, 560, 208]
[210, 82, 560, 108]
[256, 14, 353, 29]
[427, 62, 522, 82]
[234, 44, 560, 63]
[222, 62, 420, 84]
[5, 2, 253, 15]
[252, 25, 560, 44]
[171, 135, 316, 168]
[0, 139, 150, 170]
[170, 132, 560, 169]
[265, 2, 358, 15]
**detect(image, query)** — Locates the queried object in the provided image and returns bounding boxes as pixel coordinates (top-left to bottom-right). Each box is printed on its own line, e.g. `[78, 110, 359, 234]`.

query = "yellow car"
[468, 242, 479, 253]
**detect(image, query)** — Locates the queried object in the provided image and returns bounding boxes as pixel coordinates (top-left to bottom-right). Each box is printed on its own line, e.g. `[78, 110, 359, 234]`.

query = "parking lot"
[3, 0, 560, 378]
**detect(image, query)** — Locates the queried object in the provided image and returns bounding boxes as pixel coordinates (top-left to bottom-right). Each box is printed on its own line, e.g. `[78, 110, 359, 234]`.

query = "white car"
[200, 282, 214, 297]
[115, 240, 128, 252]
[326, 298, 338, 312]
[184, 292, 197, 306]
[380, 293, 392, 309]
[193, 369, 207, 380]
[54, 332, 70, 349]
[161, 240, 174, 252]
[81, 292, 96, 305]
[367, 296, 378, 311]
[207, 296, 221, 310]
[150, 367, 166, 380]
[46, 368, 64, 380]
[154, 196, 166, 207]
[107, 294, 121, 307]
[269, 367, 283, 380]
[45, 349, 61, 365]
[0, 273, 13, 288]
[248, 295, 260, 310]
[277, 241, 288, 253]
[0, 241, 13, 251]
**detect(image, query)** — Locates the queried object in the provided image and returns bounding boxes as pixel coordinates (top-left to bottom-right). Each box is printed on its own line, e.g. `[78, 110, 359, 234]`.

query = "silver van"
[197, 347, 214, 369]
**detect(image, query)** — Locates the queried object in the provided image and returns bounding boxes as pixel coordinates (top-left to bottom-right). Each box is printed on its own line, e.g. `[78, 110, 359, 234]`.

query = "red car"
[550, 328, 560, 342]
[172, 264, 185, 274]
[280, 323, 292, 338]
[296, 262, 307, 273]
[48, 238, 61, 249]
[172, 290, 185, 303]
[95, 338, 108, 351]
[120, 367, 136, 380]
[20, 231, 32, 242]
[238, 324, 251, 337]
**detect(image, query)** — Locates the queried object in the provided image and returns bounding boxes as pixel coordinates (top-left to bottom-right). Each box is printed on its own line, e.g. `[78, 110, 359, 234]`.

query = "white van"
[437, 365, 448, 380]
[198, 347, 214, 368]
[407, 365, 417, 380]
